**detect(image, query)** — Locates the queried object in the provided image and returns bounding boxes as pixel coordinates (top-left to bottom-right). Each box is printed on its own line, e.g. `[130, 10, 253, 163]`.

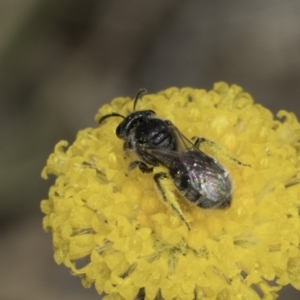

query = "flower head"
[41, 82, 300, 299]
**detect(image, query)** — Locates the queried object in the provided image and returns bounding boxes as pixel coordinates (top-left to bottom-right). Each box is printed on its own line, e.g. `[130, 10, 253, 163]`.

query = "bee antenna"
[98, 113, 125, 125]
[133, 88, 147, 111]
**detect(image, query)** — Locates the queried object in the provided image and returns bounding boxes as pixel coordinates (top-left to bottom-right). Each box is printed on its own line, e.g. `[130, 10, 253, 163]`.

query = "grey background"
[0, 1, 300, 299]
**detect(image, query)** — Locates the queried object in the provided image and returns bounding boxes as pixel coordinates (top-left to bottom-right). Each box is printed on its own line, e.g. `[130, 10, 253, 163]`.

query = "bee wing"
[140, 124, 202, 169]
[135, 123, 194, 167]
[144, 146, 232, 206]
[144, 146, 182, 168]
[170, 125, 196, 152]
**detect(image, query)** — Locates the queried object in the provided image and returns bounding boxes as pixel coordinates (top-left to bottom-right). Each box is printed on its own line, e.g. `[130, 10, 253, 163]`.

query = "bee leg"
[191, 136, 251, 167]
[127, 161, 153, 173]
[191, 136, 207, 148]
[153, 170, 191, 230]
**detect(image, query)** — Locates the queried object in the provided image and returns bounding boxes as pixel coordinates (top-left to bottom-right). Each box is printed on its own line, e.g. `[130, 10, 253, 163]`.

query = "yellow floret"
[41, 82, 300, 299]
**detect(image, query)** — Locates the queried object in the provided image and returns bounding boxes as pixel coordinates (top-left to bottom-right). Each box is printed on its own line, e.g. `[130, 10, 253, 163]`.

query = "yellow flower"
[41, 82, 300, 300]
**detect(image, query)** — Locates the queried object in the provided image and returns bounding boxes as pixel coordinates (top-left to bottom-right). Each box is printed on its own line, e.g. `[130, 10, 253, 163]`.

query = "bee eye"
[116, 125, 122, 137]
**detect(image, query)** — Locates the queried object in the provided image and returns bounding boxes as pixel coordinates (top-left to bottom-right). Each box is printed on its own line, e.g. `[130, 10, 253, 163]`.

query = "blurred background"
[1, 0, 300, 299]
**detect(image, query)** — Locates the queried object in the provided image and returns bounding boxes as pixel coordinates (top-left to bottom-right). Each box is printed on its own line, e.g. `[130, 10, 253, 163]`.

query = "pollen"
[41, 82, 300, 299]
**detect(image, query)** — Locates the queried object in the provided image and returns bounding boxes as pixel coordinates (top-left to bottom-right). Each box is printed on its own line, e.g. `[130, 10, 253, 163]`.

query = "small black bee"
[99, 90, 244, 229]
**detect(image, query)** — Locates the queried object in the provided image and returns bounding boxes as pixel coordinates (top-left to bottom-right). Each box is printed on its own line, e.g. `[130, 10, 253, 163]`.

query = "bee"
[99, 89, 246, 229]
